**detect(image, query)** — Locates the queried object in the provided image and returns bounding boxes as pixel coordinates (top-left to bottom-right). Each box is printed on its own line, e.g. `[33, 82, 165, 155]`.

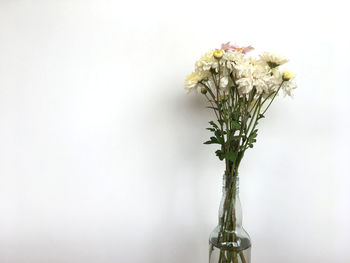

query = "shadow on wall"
[137, 83, 217, 263]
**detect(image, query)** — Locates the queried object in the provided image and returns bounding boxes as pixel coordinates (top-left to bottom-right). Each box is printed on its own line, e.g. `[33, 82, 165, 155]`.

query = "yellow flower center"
[213, 49, 223, 59]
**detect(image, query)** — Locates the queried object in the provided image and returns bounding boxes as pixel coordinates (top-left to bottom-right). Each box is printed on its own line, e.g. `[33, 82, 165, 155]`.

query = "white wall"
[0, 0, 349, 262]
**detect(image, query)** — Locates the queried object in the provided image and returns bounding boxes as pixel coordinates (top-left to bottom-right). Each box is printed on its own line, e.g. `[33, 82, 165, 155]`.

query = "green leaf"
[206, 127, 215, 132]
[215, 150, 224, 160]
[209, 121, 218, 129]
[250, 129, 258, 139]
[231, 120, 241, 130]
[223, 151, 237, 162]
[216, 136, 224, 144]
[214, 130, 221, 138]
[203, 136, 221, 145]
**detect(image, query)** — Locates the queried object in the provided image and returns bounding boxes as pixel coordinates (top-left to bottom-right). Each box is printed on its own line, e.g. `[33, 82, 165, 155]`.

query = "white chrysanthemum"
[236, 77, 253, 94]
[223, 50, 244, 71]
[185, 47, 296, 99]
[234, 56, 253, 79]
[258, 68, 282, 96]
[281, 81, 297, 97]
[184, 72, 202, 93]
[260, 52, 289, 68]
[250, 62, 271, 94]
[253, 77, 269, 94]
[195, 50, 218, 73]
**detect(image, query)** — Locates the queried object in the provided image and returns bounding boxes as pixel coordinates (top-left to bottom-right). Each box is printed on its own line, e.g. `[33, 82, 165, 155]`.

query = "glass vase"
[209, 174, 251, 263]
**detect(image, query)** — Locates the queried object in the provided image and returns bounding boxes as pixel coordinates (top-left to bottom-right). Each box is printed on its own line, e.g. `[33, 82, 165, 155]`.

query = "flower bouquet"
[184, 42, 297, 263]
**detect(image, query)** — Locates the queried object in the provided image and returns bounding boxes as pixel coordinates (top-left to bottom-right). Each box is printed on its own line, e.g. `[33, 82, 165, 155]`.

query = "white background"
[0, 0, 349, 262]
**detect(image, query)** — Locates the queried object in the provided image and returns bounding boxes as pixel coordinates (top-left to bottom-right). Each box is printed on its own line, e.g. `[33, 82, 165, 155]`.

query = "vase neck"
[218, 174, 242, 228]
[222, 174, 239, 193]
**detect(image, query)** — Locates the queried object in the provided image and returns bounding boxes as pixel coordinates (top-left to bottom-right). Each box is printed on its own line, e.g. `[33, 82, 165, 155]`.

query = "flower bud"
[213, 49, 223, 59]
[200, 87, 207, 94]
[282, 70, 295, 81]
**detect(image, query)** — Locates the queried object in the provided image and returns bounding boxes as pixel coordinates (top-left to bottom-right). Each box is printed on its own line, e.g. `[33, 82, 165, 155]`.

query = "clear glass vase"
[209, 174, 251, 263]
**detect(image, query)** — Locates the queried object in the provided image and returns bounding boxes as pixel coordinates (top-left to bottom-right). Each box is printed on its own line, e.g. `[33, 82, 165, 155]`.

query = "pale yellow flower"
[185, 72, 201, 92]
[195, 50, 216, 73]
[282, 70, 296, 81]
[260, 52, 288, 68]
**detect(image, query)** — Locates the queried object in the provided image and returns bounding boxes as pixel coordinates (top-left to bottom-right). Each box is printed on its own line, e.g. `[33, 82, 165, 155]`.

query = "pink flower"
[220, 42, 254, 54]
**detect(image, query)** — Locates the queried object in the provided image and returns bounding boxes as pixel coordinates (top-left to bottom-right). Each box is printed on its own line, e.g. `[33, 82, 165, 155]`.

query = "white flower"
[185, 45, 297, 99]
[253, 77, 269, 94]
[236, 77, 253, 94]
[267, 69, 283, 92]
[234, 57, 271, 95]
[223, 50, 244, 72]
[250, 62, 271, 94]
[195, 50, 218, 73]
[235, 57, 253, 79]
[281, 81, 297, 97]
[184, 72, 202, 93]
[260, 52, 289, 68]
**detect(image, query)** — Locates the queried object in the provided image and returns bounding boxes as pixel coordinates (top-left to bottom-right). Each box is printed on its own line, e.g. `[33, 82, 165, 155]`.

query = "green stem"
[205, 93, 220, 121]
[245, 95, 262, 136]
[217, 172, 249, 263]
[261, 81, 284, 115]
[213, 65, 230, 173]
[220, 174, 238, 263]
[239, 252, 247, 263]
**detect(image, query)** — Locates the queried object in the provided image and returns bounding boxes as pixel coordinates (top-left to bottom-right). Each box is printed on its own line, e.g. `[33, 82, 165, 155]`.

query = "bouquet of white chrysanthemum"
[185, 42, 297, 263]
